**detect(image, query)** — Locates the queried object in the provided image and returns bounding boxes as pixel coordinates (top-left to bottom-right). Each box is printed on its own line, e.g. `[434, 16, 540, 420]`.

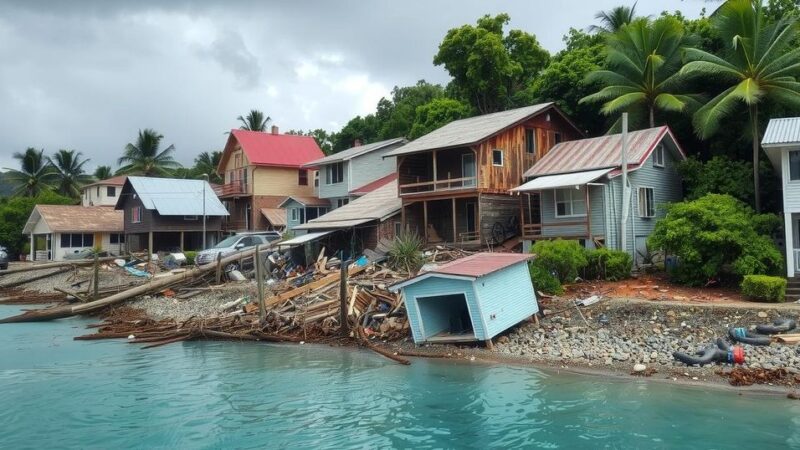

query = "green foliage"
[584, 248, 632, 281]
[741, 275, 787, 302]
[409, 98, 471, 139]
[331, 115, 381, 152]
[237, 110, 271, 132]
[183, 251, 197, 266]
[388, 231, 425, 274]
[589, 4, 637, 33]
[48, 149, 93, 199]
[530, 239, 588, 284]
[93, 165, 113, 181]
[678, 156, 755, 204]
[0, 191, 74, 255]
[434, 13, 549, 114]
[189, 151, 223, 184]
[21, 241, 31, 255]
[286, 129, 334, 155]
[117, 129, 181, 177]
[647, 194, 783, 285]
[3, 148, 59, 197]
[529, 263, 564, 295]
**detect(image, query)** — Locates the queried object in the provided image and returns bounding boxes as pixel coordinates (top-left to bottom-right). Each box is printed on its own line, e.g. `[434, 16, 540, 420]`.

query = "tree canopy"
[117, 129, 181, 177]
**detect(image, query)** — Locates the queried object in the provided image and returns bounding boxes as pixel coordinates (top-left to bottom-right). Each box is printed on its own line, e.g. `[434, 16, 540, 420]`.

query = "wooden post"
[401, 204, 406, 232]
[452, 198, 457, 243]
[339, 260, 349, 336]
[147, 231, 154, 260]
[422, 200, 428, 242]
[256, 244, 265, 321]
[585, 185, 592, 239]
[93, 252, 99, 300]
[432, 150, 438, 190]
[215, 252, 222, 284]
[180, 231, 185, 251]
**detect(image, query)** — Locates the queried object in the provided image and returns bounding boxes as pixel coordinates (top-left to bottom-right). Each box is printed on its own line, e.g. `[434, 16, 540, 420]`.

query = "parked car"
[194, 232, 280, 270]
[0, 246, 9, 270]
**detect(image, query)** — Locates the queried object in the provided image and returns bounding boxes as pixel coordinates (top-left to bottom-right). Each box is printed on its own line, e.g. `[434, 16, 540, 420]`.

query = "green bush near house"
[584, 248, 632, 281]
[184, 251, 197, 266]
[529, 263, 564, 296]
[530, 239, 588, 284]
[741, 275, 786, 303]
[388, 231, 425, 274]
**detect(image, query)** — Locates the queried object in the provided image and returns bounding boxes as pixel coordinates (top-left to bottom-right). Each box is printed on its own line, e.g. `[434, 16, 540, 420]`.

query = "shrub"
[647, 194, 783, 285]
[529, 263, 564, 295]
[0, 191, 74, 256]
[584, 248, 632, 281]
[530, 239, 588, 283]
[741, 275, 786, 303]
[388, 231, 425, 273]
[184, 251, 197, 265]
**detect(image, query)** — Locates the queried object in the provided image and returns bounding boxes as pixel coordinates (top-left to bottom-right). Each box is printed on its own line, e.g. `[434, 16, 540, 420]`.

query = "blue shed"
[389, 253, 538, 345]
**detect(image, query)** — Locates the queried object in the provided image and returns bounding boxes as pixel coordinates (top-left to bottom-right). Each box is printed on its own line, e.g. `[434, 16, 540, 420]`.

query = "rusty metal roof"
[23, 205, 123, 234]
[763, 117, 800, 146]
[260, 208, 287, 227]
[389, 252, 534, 291]
[524, 126, 684, 178]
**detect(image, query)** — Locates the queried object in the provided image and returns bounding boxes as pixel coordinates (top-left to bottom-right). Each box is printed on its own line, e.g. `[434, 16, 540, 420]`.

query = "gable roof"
[220, 129, 324, 170]
[82, 175, 127, 189]
[385, 103, 579, 157]
[277, 196, 330, 208]
[389, 252, 534, 291]
[294, 180, 401, 231]
[524, 126, 685, 178]
[762, 117, 800, 146]
[260, 208, 287, 227]
[349, 173, 397, 196]
[116, 176, 229, 216]
[23, 205, 123, 234]
[302, 138, 406, 168]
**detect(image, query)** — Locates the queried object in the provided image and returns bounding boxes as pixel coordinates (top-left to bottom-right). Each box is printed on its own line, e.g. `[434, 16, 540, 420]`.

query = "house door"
[465, 202, 477, 233]
[462, 153, 476, 188]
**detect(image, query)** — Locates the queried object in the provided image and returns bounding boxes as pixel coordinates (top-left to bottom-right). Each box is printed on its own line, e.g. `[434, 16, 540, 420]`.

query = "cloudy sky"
[0, 0, 709, 171]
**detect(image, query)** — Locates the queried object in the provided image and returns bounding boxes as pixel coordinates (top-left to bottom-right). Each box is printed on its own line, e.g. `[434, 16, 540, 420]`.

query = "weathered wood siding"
[474, 262, 538, 338]
[479, 194, 519, 239]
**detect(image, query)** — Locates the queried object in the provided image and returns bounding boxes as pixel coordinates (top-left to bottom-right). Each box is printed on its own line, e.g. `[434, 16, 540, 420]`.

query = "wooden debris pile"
[717, 367, 800, 387]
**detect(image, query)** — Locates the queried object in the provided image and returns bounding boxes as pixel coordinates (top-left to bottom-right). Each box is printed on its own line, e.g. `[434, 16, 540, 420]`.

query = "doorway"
[462, 153, 476, 188]
[416, 293, 475, 341]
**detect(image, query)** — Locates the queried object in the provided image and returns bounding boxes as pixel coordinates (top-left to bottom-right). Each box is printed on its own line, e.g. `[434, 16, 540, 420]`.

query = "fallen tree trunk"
[0, 257, 120, 276]
[0, 246, 265, 324]
[0, 266, 72, 289]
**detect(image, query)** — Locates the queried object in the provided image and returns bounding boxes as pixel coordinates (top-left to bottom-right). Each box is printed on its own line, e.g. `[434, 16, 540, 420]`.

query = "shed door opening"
[416, 293, 475, 342]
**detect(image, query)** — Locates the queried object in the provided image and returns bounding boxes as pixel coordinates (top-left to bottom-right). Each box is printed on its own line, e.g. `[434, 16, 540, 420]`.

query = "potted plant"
[20, 242, 30, 261]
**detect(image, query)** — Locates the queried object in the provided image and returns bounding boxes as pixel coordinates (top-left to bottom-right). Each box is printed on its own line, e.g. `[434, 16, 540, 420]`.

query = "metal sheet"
[278, 231, 334, 247]
[125, 176, 229, 216]
[763, 117, 800, 146]
[511, 168, 612, 192]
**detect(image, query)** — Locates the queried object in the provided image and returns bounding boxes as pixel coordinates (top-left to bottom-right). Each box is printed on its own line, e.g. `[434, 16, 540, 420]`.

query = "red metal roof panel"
[227, 130, 324, 168]
[429, 252, 534, 278]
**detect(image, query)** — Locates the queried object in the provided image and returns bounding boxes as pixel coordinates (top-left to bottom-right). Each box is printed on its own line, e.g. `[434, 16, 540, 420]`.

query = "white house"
[22, 205, 124, 261]
[762, 117, 800, 277]
[81, 175, 126, 207]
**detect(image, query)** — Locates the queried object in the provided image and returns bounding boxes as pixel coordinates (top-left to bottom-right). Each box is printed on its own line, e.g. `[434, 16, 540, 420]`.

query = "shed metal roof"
[278, 231, 333, 247]
[294, 180, 400, 231]
[762, 117, 800, 146]
[389, 252, 534, 291]
[511, 168, 612, 192]
[384, 103, 555, 157]
[302, 138, 406, 168]
[118, 176, 228, 216]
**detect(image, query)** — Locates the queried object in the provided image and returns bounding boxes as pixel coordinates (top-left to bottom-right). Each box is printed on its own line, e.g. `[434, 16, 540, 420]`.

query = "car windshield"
[214, 236, 240, 249]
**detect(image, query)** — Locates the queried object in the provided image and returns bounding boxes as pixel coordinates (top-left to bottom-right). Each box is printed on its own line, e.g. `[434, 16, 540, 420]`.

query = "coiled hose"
[729, 327, 772, 346]
[672, 338, 745, 366]
[755, 318, 797, 335]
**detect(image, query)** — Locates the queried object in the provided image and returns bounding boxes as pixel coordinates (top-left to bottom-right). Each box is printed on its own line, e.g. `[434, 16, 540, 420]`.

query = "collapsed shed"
[389, 253, 538, 345]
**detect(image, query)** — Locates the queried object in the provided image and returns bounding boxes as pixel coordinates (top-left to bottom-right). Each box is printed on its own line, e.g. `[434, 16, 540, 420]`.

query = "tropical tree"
[3, 148, 58, 197]
[580, 16, 700, 128]
[681, 0, 800, 212]
[193, 151, 223, 184]
[93, 165, 112, 180]
[117, 129, 180, 176]
[589, 3, 638, 34]
[237, 109, 271, 132]
[409, 98, 471, 139]
[48, 149, 93, 198]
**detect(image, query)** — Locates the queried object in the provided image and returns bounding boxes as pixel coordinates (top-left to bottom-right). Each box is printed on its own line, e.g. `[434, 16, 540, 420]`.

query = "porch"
[518, 191, 593, 241]
[397, 147, 477, 196]
[222, 197, 253, 232]
[401, 196, 481, 246]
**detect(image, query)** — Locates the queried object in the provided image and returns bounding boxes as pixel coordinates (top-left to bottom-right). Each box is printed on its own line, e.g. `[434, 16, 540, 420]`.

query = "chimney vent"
[271, 125, 279, 135]
[353, 139, 362, 147]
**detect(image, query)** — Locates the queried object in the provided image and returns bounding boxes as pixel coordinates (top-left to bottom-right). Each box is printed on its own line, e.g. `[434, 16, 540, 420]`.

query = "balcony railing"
[399, 176, 476, 195]
[219, 181, 249, 196]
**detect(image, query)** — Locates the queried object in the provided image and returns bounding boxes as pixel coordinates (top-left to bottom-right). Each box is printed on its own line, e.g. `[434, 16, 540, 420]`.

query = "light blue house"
[512, 126, 685, 261]
[278, 196, 330, 232]
[389, 253, 538, 345]
[302, 138, 406, 209]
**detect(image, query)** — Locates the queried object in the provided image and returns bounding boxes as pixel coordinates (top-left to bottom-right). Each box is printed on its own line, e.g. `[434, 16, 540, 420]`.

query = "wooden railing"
[399, 176, 476, 195]
[521, 221, 589, 239]
[219, 181, 249, 196]
[458, 231, 482, 243]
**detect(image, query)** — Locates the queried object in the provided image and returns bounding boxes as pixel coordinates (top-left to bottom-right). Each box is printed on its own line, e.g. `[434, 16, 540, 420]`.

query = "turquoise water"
[1, 305, 799, 449]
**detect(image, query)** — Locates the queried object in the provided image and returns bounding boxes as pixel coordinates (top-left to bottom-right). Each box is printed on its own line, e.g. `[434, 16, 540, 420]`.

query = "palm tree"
[580, 16, 699, 128]
[193, 151, 223, 184]
[117, 129, 181, 176]
[237, 110, 271, 132]
[49, 149, 93, 198]
[93, 165, 112, 180]
[681, 0, 800, 212]
[3, 148, 58, 197]
[589, 3, 638, 33]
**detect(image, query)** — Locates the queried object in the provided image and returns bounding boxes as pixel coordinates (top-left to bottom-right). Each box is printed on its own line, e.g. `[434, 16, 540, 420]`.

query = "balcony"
[399, 176, 476, 195]
[398, 148, 476, 197]
[219, 181, 250, 197]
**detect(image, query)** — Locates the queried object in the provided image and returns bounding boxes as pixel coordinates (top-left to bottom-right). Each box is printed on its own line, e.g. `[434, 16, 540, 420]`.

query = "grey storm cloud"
[0, 0, 708, 172]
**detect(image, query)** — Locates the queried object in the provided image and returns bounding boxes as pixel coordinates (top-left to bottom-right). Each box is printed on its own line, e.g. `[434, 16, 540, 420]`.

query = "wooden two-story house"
[216, 126, 325, 232]
[383, 103, 582, 245]
[302, 137, 406, 209]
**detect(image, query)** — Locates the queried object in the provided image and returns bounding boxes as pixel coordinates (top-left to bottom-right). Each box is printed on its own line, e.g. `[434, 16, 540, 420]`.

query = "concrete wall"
[82, 184, 121, 207]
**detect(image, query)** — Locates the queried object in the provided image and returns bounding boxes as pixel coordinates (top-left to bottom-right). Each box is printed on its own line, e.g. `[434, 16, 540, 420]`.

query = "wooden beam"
[585, 185, 592, 240]
[452, 198, 457, 243]
[148, 231, 154, 259]
[423, 200, 428, 242]
[180, 231, 185, 251]
[432, 150, 438, 188]
[264, 264, 367, 309]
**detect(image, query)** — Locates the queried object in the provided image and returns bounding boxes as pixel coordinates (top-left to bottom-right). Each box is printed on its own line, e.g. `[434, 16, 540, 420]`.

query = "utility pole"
[201, 175, 208, 250]
[620, 113, 629, 254]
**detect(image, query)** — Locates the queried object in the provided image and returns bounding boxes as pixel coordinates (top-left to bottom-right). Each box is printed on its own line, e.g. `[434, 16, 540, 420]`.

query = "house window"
[554, 132, 563, 144]
[132, 206, 142, 223]
[554, 187, 587, 217]
[290, 208, 305, 223]
[790, 151, 800, 181]
[638, 187, 655, 218]
[336, 198, 349, 208]
[394, 221, 402, 237]
[326, 162, 344, 184]
[184, 215, 198, 221]
[298, 169, 308, 186]
[60, 233, 93, 248]
[107, 186, 116, 197]
[492, 149, 504, 166]
[314, 171, 319, 188]
[96, 186, 100, 196]
[525, 129, 536, 154]
[653, 145, 665, 167]
[110, 233, 125, 244]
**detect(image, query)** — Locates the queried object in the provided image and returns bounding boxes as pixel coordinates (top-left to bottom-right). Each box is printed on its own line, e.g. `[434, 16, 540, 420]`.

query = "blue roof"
[119, 176, 229, 216]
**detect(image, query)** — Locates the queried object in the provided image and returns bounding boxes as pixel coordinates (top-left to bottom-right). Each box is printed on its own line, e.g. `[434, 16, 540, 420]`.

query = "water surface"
[0, 304, 798, 449]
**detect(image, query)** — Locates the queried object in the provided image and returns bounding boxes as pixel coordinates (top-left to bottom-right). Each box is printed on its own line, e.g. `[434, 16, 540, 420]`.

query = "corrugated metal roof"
[294, 180, 400, 231]
[302, 138, 406, 167]
[278, 231, 333, 247]
[349, 173, 397, 196]
[260, 208, 286, 226]
[385, 103, 555, 157]
[511, 168, 612, 192]
[23, 205, 123, 234]
[763, 117, 800, 146]
[278, 196, 330, 208]
[525, 126, 683, 177]
[389, 253, 535, 290]
[220, 130, 324, 170]
[122, 176, 229, 216]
